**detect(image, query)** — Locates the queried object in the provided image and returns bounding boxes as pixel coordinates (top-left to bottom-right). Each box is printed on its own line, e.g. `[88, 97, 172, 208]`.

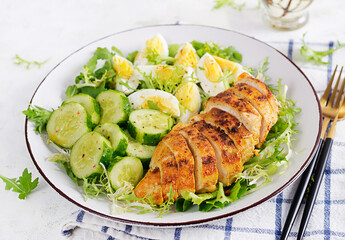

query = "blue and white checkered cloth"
[61, 39, 345, 240]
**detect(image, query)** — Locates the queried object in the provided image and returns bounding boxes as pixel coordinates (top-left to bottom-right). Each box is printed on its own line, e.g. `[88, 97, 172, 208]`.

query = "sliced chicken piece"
[192, 120, 243, 186]
[134, 167, 163, 205]
[190, 108, 256, 163]
[149, 142, 179, 201]
[179, 125, 218, 193]
[229, 83, 278, 145]
[237, 72, 279, 115]
[203, 90, 262, 145]
[162, 131, 195, 195]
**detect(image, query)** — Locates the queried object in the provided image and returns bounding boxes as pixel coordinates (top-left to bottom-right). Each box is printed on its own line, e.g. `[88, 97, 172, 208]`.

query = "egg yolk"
[175, 44, 199, 68]
[213, 55, 239, 74]
[112, 56, 134, 79]
[175, 82, 200, 113]
[203, 56, 223, 83]
[141, 96, 179, 116]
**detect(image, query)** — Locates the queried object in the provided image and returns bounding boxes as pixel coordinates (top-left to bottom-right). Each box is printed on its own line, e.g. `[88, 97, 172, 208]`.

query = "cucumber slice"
[63, 93, 100, 125]
[94, 122, 128, 157]
[125, 131, 156, 169]
[108, 156, 143, 190]
[128, 109, 174, 146]
[46, 102, 92, 148]
[70, 132, 113, 178]
[96, 90, 131, 125]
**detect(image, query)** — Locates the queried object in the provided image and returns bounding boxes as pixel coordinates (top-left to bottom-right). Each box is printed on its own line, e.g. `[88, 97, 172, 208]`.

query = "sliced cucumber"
[63, 93, 100, 125]
[125, 131, 156, 168]
[96, 90, 131, 125]
[127, 109, 174, 146]
[94, 122, 128, 157]
[70, 132, 113, 179]
[107, 156, 143, 190]
[46, 102, 92, 148]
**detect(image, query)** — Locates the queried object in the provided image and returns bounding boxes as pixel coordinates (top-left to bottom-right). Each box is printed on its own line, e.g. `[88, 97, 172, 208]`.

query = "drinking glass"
[262, 0, 313, 30]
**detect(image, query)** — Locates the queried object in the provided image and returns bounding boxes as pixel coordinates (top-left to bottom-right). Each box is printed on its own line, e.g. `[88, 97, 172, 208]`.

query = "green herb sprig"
[0, 168, 39, 200]
[214, 0, 246, 10]
[14, 54, 48, 69]
[300, 33, 345, 65]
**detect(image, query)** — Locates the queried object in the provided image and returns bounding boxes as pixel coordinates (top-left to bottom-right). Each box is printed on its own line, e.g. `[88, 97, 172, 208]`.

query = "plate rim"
[25, 23, 322, 227]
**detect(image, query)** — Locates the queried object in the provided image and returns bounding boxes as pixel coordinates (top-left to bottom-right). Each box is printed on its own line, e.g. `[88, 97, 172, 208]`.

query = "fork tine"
[320, 65, 338, 106]
[335, 72, 345, 108]
[328, 66, 343, 107]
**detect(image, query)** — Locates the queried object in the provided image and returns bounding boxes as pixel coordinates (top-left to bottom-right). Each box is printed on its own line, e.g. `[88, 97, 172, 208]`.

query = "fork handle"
[297, 137, 333, 240]
[280, 139, 323, 240]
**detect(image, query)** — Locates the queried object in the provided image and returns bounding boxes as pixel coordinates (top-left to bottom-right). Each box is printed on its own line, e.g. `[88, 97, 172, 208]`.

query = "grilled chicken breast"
[179, 125, 218, 193]
[150, 142, 179, 201]
[229, 83, 278, 145]
[203, 90, 262, 145]
[134, 74, 279, 204]
[192, 120, 242, 186]
[134, 167, 163, 205]
[162, 130, 195, 194]
[191, 108, 256, 164]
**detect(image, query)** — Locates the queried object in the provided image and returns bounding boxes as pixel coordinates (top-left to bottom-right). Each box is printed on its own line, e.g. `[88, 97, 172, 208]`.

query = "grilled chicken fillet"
[192, 120, 242, 186]
[191, 108, 256, 164]
[134, 167, 163, 205]
[162, 129, 195, 195]
[179, 125, 218, 193]
[134, 74, 279, 205]
[203, 90, 262, 145]
[229, 83, 278, 145]
[149, 142, 179, 201]
[237, 72, 279, 115]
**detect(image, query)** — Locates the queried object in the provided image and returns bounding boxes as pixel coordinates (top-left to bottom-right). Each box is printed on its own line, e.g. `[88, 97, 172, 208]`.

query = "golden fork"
[281, 66, 345, 240]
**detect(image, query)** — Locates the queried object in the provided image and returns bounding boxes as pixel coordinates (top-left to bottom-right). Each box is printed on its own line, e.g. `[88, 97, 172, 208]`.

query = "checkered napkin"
[61, 40, 345, 240]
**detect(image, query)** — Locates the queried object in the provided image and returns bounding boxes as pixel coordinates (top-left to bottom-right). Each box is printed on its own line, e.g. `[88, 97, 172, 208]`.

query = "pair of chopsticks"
[281, 66, 345, 240]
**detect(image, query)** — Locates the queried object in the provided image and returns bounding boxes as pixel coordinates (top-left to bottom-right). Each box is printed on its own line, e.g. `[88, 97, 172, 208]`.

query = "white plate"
[25, 24, 321, 227]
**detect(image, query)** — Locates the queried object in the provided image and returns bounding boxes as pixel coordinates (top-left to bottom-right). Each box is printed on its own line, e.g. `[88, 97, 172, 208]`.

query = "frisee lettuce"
[23, 104, 53, 133]
[145, 48, 176, 65]
[191, 40, 242, 63]
[137, 65, 189, 94]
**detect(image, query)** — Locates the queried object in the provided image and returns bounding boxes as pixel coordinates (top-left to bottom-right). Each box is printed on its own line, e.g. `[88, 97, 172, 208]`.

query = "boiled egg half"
[174, 42, 199, 68]
[128, 89, 180, 117]
[175, 81, 201, 123]
[134, 34, 169, 65]
[196, 53, 225, 96]
[112, 55, 139, 94]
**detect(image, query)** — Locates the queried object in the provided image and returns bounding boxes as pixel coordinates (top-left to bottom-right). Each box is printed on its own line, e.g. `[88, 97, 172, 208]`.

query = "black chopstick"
[297, 137, 334, 239]
[280, 139, 323, 240]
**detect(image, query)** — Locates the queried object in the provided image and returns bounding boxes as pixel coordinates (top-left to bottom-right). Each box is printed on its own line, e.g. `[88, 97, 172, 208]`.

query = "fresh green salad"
[24, 34, 299, 217]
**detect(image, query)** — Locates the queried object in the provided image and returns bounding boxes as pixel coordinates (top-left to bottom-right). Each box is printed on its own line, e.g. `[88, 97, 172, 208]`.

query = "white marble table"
[0, 0, 344, 239]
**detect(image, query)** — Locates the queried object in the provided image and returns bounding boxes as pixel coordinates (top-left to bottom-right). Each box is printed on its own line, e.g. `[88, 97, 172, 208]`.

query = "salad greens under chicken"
[24, 34, 300, 217]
